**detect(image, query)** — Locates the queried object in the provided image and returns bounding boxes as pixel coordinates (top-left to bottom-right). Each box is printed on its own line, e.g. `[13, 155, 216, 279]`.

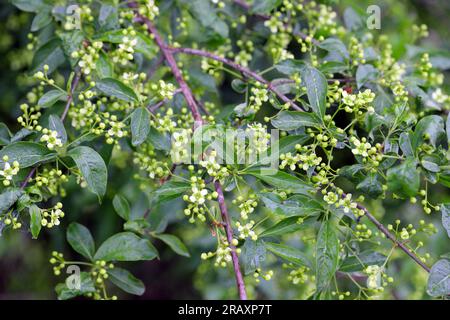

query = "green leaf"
[55, 272, 95, 300]
[113, 195, 131, 220]
[340, 251, 386, 272]
[68, 146, 108, 199]
[427, 259, 450, 297]
[315, 219, 339, 292]
[188, 0, 229, 39]
[265, 242, 312, 269]
[96, 52, 114, 79]
[29, 204, 42, 239]
[67, 223, 95, 260]
[108, 267, 145, 296]
[241, 239, 266, 275]
[154, 234, 190, 257]
[446, 114, 450, 144]
[259, 192, 323, 216]
[301, 65, 328, 119]
[38, 90, 67, 108]
[31, 10, 52, 32]
[245, 169, 315, 195]
[0, 123, 11, 146]
[153, 180, 191, 204]
[440, 204, 450, 238]
[356, 64, 379, 89]
[30, 38, 65, 74]
[48, 114, 67, 144]
[131, 107, 150, 146]
[318, 38, 349, 61]
[271, 111, 321, 131]
[94, 232, 158, 261]
[386, 158, 420, 198]
[356, 173, 383, 199]
[11, 0, 46, 12]
[0, 141, 56, 168]
[0, 188, 23, 214]
[96, 78, 138, 103]
[260, 216, 312, 238]
[412, 115, 445, 149]
[275, 59, 305, 76]
[343, 7, 364, 31]
[251, 0, 282, 14]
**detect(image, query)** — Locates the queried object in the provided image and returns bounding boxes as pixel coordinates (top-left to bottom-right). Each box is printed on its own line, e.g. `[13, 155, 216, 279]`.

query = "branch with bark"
[129, 3, 248, 299]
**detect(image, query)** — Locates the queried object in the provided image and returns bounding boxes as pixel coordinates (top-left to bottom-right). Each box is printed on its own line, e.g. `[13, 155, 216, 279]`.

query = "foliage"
[0, 0, 450, 300]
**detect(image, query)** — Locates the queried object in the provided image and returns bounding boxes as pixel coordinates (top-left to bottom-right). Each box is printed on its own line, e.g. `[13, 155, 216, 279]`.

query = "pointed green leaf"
[67, 223, 95, 260]
[131, 107, 150, 146]
[68, 146, 108, 199]
[94, 232, 158, 262]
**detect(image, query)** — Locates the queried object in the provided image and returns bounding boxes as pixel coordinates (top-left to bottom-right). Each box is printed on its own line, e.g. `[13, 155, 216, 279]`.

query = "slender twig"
[131, 13, 203, 127]
[341, 192, 430, 273]
[20, 72, 81, 190]
[169, 47, 304, 111]
[129, 2, 248, 299]
[215, 180, 248, 300]
[61, 73, 81, 122]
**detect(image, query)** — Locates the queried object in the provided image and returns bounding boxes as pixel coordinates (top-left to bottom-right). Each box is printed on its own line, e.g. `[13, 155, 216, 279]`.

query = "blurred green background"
[0, 0, 449, 299]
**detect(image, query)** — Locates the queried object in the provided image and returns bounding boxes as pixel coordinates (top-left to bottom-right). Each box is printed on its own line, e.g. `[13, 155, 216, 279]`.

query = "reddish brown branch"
[129, 3, 248, 299]
[169, 47, 304, 111]
[215, 180, 248, 300]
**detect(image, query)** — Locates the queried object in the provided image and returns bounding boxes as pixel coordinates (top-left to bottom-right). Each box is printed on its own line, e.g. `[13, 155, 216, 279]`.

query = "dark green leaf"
[356, 64, 378, 89]
[154, 234, 190, 257]
[251, 0, 281, 14]
[153, 180, 191, 204]
[440, 204, 450, 238]
[30, 38, 65, 74]
[316, 219, 339, 291]
[356, 173, 383, 198]
[31, 10, 52, 32]
[265, 242, 312, 269]
[427, 259, 450, 297]
[94, 232, 158, 261]
[301, 65, 328, 119]
[96, 78, 138, 103]
[0, 188, 23, 214]
[113, 195, 131, 220]
[0, 141, 56, 168]
[259, 192, 322, 216]
[38, 90, 67, 109]
[67, 223, 95, 260]
[271, 111, 321, 131]
[241, 239, 266, 275]
[260, 216, 313, 238]
[131, 107, 150, 146]
[68, 146, 108, 199]
[245, 169, 315, 195]
[96, 52, 114, 79]
[108, 267, 145, 295]
[318, 38, 349, 60]
[412, 115, 445, 149]
[340, 251, 386, 272]
[29, 204, 42, 239]
[48, 114, 67, 144]
[387, 158, 420, 198]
